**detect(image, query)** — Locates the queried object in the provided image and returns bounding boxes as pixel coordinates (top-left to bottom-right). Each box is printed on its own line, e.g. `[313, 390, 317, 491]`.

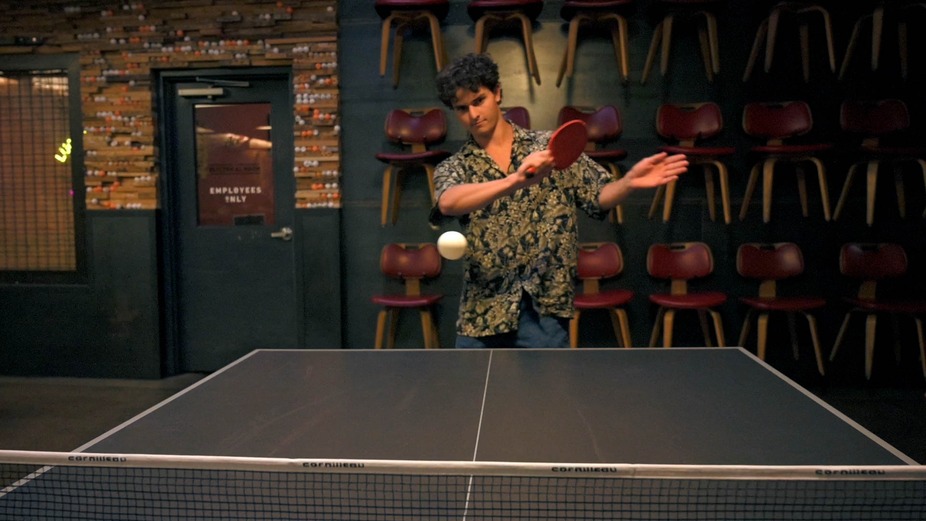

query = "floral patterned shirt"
[433, 124, 612, 337]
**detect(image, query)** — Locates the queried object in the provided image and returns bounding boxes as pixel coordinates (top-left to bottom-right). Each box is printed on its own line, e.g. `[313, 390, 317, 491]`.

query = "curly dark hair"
[436, 53, 500, 108]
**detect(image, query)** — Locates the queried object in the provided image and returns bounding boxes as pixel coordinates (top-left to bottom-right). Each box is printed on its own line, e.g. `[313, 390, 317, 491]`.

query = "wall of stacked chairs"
[337, 1, 926, 382]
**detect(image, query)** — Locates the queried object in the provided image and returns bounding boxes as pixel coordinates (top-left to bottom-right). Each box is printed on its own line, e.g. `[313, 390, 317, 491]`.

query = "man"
[431, 53, 688, 348]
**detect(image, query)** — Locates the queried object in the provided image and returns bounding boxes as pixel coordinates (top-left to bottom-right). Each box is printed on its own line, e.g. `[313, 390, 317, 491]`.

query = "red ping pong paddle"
[526, 120, 588, 177]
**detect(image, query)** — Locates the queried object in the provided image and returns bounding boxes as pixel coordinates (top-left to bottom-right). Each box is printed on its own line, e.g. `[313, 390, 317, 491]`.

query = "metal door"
[160, 68, 298, 372]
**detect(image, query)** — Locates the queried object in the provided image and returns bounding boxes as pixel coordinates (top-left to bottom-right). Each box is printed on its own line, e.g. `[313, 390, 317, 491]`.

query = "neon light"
[54, 138, 72, 163]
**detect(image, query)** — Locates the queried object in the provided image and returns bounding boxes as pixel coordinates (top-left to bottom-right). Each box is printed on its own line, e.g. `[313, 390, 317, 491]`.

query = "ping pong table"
[1, 347, 923, 520]
[78, 347, 915, 465]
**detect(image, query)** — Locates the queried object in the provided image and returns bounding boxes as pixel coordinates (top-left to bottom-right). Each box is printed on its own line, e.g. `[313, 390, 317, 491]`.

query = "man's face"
[450, 85, 502, 138]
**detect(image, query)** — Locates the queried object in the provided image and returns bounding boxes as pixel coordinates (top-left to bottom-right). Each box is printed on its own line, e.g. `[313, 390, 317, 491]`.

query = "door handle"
[270, 226, 293, 241]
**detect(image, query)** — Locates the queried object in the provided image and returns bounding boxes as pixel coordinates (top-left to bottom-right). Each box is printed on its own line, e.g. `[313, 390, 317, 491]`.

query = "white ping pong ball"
[437, 231, 468, 260]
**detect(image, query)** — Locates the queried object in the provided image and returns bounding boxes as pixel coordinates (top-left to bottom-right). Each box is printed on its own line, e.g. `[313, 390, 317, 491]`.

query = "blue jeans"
[455, 292, 570, 348]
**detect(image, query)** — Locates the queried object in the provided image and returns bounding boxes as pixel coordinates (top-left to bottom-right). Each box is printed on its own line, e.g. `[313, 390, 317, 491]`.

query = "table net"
[1, 450, 925, 520]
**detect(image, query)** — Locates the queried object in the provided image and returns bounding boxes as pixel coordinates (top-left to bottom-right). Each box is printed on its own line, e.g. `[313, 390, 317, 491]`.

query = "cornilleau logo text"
[68, 455, 127, 463]
[304, 462, 366, 469]
[553, 466, 618, 473]
[815, 469, 886, 476]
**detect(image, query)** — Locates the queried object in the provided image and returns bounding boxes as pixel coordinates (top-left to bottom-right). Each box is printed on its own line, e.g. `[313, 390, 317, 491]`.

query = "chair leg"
[375, 309, 389, 349]
[743, 18, 768, 81]
[764, 8, 780, 72]
[392, 24, 405, 88]
[865, 313, 877, 379]
[608, 13, 631, 82]
[474, 15, 488, 54]
[740, 164, 760, 220]
[833, 163, 859, 220]
[704, 166, 717, 222]
[648, 184, 666, 220]
[738, 309, 755, 347]
[641, 21, 664, 84]
[705, 11, 720, 74]
[614, 309, 632, 348]
[662, 309, 676, 348]
[810, 157, 832, 220]
[710, 309, 726, 347]
[381, 165, 394, 226]
[424, 12, 445, 72]
[799, 19, 811, 82]
[662, 180, 677, 222]
[715, 161, 731, 223]
[660, 15, 675, 76]
[865, 160, 879, 226]
[570, 311, 581, 348]
[762, 158, 776, 223]
[649, 307, 666, 347]
[914, 316, 926, 378]
[515, 12, 541, 85]
[796, 166, 809, 217]
[697, 21, 714, 82]
[894, 165, 907, 218]
[871, 5, 884, 71]
[379, 15, 395, 77]
[830, 311, 853, 361]
[556, 15, 583, 87]
[803, 312, 826, 376]
[839, 14, 867, 80]
[386, 309, 400, 349]
[756, 312, 769, 360]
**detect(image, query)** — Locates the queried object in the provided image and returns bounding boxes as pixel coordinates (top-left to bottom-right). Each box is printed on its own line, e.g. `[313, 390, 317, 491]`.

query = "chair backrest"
[380, 243, 442, 291]
[502, 106, 531, 129]
[647, 242, 714, 280]
[736, 242, 805, 280]
[742, 101, 813, 143]
[577, 242, 624, 280]
[839, 243, 907, 280]
[656, 102, 724, 145]
[839, 243, 908, 301]
[839, 99, 910, 137]
[383, 108, 447, 147]
[557, 105, 623, 146]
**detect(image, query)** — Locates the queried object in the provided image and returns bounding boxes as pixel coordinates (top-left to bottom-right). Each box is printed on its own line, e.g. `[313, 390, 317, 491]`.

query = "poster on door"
[194, 103, 275, 226]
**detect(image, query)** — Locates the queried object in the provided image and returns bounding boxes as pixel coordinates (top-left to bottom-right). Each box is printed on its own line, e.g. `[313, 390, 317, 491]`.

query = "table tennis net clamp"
[2, 450, 925, 520]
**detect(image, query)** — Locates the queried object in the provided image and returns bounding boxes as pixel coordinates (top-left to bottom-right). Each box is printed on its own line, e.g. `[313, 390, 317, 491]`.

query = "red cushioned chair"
[502, 106, 532, 129]
[375, 108, 451, 226]
[647, 242, 727, 348]
[558, 105, 627, 223]
[736, 242, 826, 375]
[739, 100, 833, 223]
[571, 242, 634, 348]
[556, 0, 635, 86]
[468, 0, 545, 85]
[830, 243, 926, 380]
[648, 102, 735, 223]
[833, 99, 926, 226]
[371, 243, 444, 349]
[375, 0, 450, 87]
